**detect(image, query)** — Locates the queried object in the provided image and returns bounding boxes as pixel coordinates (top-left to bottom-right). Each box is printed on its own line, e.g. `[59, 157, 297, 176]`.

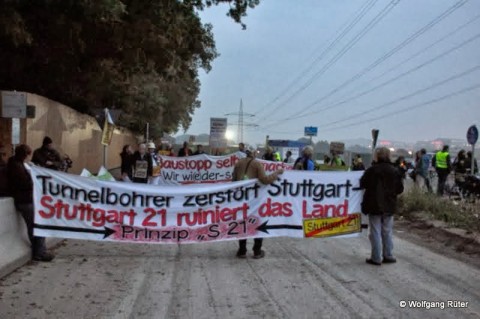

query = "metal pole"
[103, 145, 107, 167]
[472, 144, 476, 174]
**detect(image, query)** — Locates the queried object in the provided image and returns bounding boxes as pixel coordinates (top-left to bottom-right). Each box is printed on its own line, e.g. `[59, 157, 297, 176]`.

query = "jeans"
[368, 214, 394, 263]
[16, 203, 47, 257]
[238, 238, 263, 254]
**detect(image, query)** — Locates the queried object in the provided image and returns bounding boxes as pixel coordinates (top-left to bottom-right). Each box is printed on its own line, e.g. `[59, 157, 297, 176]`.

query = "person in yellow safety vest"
[432, 145, 451, 196]
[274, 150, 281, 162]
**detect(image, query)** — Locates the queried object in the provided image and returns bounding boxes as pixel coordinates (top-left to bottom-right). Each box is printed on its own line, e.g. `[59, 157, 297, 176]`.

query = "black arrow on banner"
[34, 224, 116, 239]
[256, 221, 303, 234]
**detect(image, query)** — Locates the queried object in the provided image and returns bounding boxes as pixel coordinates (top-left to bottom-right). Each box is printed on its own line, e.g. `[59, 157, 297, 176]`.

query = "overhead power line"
[292, 32, 480, 121]
[289, 0, 469, 120]
[334, 11, 480, 101]
[322, 83, 480, 132]
[254, 0, 378, 117]
[255, 0, 400, 123]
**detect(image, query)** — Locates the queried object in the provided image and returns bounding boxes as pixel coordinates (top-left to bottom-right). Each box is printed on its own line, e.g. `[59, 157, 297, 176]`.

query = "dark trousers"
[238, 238, 263, 254]
[16, 203, 47, 257]
[436, 169, 449, 196]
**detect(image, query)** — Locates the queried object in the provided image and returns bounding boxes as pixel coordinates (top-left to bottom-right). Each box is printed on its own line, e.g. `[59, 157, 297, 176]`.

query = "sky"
[184, 0, 480, 145]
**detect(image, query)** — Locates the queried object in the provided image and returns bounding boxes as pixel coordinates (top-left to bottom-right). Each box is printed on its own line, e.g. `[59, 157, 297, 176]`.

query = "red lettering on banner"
[177, 203, 249, 227]
[302, 199, 349, 218]
[159, 158, 212, 171]
[215, 154, 240, 168]
[258, 198, 293, 217]
[37, 195, 137, 227]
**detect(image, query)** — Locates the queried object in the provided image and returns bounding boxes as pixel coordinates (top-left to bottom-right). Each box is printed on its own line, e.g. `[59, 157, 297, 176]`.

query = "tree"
[0, 0, 260, 135]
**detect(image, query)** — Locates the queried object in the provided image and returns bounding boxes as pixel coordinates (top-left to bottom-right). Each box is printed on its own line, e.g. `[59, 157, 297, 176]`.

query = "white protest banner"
[31, 166, 364, 244]
[158, 152, 294, 184]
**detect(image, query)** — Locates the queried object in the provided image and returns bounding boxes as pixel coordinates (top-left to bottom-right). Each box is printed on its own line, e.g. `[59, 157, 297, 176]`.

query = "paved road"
[1, 231, 479, 319]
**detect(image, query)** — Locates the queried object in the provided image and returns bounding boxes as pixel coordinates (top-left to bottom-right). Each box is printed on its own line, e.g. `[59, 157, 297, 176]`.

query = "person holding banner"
[360, 147, 403, 266]
[7, 144, 54, 262]
[232, 145, 284, 259]
[148, 142, 161, 185]
[120, 145, 134, 182]
[132, 143, 152, 184]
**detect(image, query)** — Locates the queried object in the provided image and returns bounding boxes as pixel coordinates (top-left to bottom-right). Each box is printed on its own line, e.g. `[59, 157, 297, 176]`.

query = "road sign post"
[467, 125, 478, 174]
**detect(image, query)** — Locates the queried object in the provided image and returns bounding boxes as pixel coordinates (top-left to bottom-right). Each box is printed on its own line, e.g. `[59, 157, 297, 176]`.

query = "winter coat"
[360, 161, 404, 215]
[6, 156, 33, 205]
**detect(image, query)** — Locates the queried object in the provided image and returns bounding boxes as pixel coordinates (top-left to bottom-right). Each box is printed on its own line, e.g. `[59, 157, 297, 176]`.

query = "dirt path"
[1, 231, 479, 319]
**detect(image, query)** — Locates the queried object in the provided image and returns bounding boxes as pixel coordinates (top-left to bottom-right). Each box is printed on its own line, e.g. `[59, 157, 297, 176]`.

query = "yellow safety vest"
[435, 151, 449, 169]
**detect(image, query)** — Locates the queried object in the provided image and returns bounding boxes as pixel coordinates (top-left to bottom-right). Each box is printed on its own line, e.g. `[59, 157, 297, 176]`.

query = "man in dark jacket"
[32, 136, 62, 170]
[132, 143, 153, 184]
[7, 144, 54, 262]
[360, 147, 404, 266]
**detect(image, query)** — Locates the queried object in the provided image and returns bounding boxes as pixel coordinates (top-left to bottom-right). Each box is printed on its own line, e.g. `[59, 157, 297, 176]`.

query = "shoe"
[33, 253, 55, 262]
[383, 257, 397, 263]
[236, 250, 247, 259]
[365, 258, 381, 266]
[253, 250, 265, 259]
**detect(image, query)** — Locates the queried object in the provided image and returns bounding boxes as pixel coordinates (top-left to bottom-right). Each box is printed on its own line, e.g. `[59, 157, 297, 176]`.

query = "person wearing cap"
[7, 144, 54, 261]
[32, 136, 62, 170]
[147, 142, 161, 185]
[132, 143, 153, 184]
[232, 145, 284, 259]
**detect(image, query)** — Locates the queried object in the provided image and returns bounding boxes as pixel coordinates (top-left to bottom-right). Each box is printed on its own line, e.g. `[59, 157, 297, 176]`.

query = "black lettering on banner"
[227, 221, 246, 235]
[268, 178, 353, 202]
[207, 224, 220, 238]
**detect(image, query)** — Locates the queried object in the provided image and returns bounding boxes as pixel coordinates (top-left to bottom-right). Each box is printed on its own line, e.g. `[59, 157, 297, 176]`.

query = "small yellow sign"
[303, 213, 361, 238]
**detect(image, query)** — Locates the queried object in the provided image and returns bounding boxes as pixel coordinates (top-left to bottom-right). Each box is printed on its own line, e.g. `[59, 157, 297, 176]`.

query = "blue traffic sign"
[304, 126, 318, 137]
[467, 125, 478, 145]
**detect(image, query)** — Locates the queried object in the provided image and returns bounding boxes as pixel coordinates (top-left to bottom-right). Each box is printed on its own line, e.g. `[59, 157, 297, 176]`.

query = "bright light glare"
[225, 130, 234, 140]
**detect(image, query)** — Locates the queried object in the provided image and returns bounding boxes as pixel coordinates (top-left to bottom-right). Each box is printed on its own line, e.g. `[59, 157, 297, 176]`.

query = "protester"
[415, 149, 431, 192]
[453, 150, 468, 185]
[283, 150, 295, 164]
[7, 144, 54, 262]
[232, 145, 284, 259]
[178, 141, 193, 157]
[394, 156, 408, 179]
[360, 147, 404, 266]
[159, 143, 175, 156]
[132, 143, 152, 184]
[0, 143, 7, 167]
[238, 142, 246, 153]
[148, 142, 161, 185]
[193, 144, 206, 155]
[120, 144, 134, 182]
[323, 155, 331, 165]
[274, 149, 282, 162]
[432, 145, 451, 196]
[330, 152, 345, 167]
[262, 146, 276, 161]
[294, 146, 315, 171]
[352, 154, 365, 171]
[465, 151, 478, 174]
[32, 136, 62, 170]
[0, 143, 8, 197]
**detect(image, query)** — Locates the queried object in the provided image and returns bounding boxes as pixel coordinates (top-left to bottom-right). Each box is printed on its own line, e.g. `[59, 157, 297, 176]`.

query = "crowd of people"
[409, 145, 479, 196]
[2, 135, 478, 266]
